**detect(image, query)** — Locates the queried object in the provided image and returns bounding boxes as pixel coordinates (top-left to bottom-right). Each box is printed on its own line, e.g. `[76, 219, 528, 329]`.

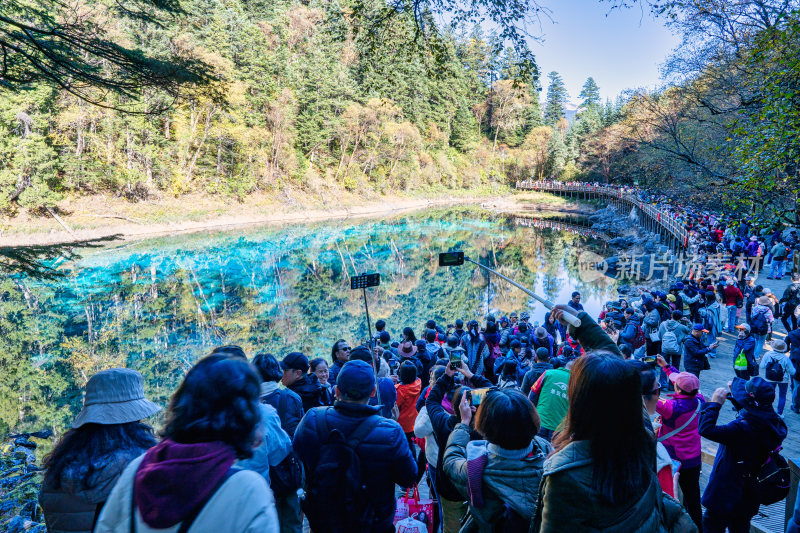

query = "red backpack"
[633, 325, 646, 349]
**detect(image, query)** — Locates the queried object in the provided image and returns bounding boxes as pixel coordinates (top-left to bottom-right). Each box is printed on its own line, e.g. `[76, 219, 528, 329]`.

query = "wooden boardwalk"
[516, 181, 690, 250]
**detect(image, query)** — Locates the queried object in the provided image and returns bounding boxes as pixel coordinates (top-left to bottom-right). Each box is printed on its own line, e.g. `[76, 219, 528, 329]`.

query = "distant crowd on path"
[36, 265, 800, 533]
[532, 180, 800, 279]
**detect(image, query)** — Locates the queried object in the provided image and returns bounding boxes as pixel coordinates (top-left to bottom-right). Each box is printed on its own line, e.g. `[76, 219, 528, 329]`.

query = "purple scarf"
[134, 439, 235, 528]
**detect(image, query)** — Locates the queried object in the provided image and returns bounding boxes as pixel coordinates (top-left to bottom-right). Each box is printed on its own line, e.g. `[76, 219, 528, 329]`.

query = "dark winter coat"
[699, 402, 787, 516]
[293, 402, 417, 533]
[329, 359, 346, 384]
[733, 334, 757, 374]
[619, 314, 642, 347]
[521, 363, 554, 397]
[787, 329, 800, 377]
[260, 386, 304, 438]
[287, 373, 328, 413]
[683, 335, 711, 374]
[39, 448, 148, 533]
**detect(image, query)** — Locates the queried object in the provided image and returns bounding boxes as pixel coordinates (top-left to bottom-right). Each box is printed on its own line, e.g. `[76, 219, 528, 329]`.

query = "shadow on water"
[1, 206, 620, 434]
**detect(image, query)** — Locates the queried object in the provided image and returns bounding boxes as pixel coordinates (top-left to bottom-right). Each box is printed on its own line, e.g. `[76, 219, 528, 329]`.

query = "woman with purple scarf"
[95, 353, 279, 532]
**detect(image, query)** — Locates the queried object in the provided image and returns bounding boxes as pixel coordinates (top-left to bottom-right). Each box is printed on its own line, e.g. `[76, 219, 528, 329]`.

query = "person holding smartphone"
[699, 377, 787, 532]
[425, 355, 493, 533]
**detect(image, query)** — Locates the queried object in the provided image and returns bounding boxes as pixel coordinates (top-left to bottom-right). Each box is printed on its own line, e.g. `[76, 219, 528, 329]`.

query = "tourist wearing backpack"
[248, 353, 304, 533]
[759, 340, 795, 416]
[658, 311, 690, 384]
[293, 360, 417, 533]
[767, 240, 789, 279]
[443, 388, 552, 532]
[733, 323, 757, 379]
[749, 296, 774, 361]
[781, 273, 800, 333]
[700, 377, 787, 533]
[619, 309, 644, 350]
[529, 365, 569, 443]
[643, 300, 663, 356]
[520, 348, 554, 397]
[699, 291, 722, 358]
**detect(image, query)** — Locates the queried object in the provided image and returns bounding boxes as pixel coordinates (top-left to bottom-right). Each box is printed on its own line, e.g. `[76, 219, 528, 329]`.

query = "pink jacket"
[656, 367, 705, 468]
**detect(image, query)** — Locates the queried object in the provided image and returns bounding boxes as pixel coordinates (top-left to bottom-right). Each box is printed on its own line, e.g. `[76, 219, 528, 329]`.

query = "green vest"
[537, 367, 570, 431]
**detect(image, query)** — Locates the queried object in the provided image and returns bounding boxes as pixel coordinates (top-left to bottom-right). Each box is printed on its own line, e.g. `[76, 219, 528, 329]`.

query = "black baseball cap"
[281, 352, 309, 373]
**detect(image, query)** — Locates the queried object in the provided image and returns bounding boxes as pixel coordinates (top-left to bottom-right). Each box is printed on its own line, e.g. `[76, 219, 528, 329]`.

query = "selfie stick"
[463, 257, 582, 328]
[351, 273, 382, 405]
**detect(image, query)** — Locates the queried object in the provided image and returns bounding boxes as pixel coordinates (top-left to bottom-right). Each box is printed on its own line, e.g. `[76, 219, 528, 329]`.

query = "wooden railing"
[513, 216, 611, 242]
[517, 181, 689, 249]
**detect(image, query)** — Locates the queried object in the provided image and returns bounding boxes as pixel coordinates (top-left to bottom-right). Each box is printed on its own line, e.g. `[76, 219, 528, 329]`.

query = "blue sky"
[530, 1, 681, 104]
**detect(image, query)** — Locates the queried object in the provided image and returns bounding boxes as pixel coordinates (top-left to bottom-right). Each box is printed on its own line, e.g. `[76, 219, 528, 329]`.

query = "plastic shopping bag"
[395, 517, 427, 533]
[394, 485, 436, 533]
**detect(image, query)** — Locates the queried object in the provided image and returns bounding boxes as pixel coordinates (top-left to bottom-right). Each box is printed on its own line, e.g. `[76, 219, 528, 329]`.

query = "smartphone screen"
[449, 352, 462, 365]
[470, 387, 490, 406]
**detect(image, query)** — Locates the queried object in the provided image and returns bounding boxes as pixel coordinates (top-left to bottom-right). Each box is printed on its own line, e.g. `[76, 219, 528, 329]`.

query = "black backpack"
[765, 357, 785, 382]
[756, 447, 791, 505]
[268, 393, 305, 497]
[302, 409, 378, 533]
[788, 285, 800, 307]
[750, 311, 769, 335]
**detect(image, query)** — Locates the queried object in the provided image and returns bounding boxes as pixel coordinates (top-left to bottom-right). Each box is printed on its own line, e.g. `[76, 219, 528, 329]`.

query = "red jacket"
[395, 379, 422, 433]
[723, 285, 743, 306]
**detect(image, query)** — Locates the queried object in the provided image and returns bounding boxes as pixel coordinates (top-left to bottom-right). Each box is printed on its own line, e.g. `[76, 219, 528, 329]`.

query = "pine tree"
[450, 101, 479, 151]
[578, 77, 601, 110]
[543, 72, 568, 126]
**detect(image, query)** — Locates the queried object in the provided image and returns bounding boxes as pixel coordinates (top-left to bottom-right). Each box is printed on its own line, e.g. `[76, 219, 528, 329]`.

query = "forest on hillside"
[0, 0, 798, 222]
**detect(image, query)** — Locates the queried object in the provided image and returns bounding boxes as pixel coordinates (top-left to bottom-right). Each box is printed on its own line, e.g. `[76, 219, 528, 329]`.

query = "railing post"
[787, 459, 800, 530]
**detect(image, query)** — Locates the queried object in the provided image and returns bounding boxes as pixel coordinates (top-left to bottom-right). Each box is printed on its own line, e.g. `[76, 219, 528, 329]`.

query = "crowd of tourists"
[531, 180, 799, 278]
[35, 267, 800, 533]
[34, 183, 800, 533]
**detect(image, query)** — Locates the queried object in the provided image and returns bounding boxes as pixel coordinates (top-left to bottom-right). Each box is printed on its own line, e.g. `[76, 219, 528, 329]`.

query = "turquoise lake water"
[7, 205, 618, 431]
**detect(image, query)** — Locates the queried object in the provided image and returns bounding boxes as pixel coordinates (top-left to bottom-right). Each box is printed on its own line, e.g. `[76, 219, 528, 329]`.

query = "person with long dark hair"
[533, 355, 695, 532]
[39, 368, 160, 533]
[95, 354, 279, 532]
